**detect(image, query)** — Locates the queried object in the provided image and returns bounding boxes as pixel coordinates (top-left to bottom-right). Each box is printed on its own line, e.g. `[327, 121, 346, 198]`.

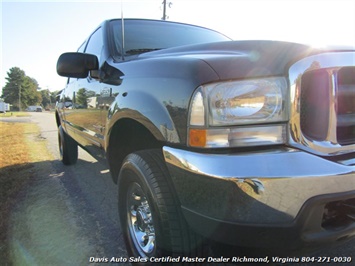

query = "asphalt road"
[5, 112, 355, 265]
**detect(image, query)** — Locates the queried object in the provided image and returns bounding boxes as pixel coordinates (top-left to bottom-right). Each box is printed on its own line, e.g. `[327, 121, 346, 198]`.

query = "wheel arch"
[106, 118, 164, 183]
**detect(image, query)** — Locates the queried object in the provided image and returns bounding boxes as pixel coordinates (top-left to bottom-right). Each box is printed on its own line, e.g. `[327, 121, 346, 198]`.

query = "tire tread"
[119, 149, 209, 259]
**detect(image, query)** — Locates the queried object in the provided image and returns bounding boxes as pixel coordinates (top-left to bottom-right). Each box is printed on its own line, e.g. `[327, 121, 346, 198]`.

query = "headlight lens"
[188, 77, 288, 148]
[205, 77, 287, 125]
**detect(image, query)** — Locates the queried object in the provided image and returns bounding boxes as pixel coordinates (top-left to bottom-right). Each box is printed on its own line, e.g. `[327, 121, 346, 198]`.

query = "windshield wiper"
[124, 48, 161, 55]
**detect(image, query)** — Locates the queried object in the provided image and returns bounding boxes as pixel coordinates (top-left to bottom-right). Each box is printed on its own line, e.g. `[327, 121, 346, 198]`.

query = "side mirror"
[57, 52, 98, 78]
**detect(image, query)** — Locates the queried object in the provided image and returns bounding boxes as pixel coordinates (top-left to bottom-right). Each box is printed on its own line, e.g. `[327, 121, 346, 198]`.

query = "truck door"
[64, 27, 106, 155]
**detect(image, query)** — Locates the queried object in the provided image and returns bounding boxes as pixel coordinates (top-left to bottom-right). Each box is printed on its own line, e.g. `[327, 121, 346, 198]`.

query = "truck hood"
[140, 40, 350, 80]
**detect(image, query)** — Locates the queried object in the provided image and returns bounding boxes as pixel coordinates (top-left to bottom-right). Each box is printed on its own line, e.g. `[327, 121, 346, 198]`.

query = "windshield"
[110, 19, 231, 57]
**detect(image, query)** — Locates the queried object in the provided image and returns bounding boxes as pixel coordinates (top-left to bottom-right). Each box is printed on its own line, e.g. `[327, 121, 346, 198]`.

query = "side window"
[85, 27, 103, 62]
[64, 78, 76, 108]
[77, 41, 86, 53]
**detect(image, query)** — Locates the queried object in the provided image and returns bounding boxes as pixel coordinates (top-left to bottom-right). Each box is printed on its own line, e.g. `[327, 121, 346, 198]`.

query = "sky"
[1, 0, 355, 93]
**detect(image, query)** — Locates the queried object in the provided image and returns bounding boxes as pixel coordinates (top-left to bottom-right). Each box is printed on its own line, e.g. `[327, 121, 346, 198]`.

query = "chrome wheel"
[126, 182, 155, 257]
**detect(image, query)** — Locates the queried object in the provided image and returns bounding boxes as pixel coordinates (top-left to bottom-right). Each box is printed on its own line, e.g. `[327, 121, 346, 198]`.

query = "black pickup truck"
[56, 19, 355, 258]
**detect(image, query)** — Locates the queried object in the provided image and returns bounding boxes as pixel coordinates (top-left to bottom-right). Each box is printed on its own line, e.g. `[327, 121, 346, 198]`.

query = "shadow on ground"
[1, 158, 128, 266]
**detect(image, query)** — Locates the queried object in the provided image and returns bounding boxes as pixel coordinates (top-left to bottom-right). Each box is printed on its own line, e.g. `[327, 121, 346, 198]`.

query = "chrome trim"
[163, 146, 352, 179]
[163, 146, 355, 223]
[288, 51, 355, 156]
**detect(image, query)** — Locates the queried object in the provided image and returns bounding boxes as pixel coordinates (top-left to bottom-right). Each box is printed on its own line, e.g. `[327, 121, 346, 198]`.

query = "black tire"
[118, 149, 206, 261]
[58, 125, 78, 165]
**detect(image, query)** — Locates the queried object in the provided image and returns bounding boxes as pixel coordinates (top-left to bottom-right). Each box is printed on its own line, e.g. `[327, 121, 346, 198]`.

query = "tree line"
[1, 67, 60, 111]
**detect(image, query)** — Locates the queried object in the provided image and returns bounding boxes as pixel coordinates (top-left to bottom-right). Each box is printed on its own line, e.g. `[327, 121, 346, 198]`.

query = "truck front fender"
[106, 88, 181, 149]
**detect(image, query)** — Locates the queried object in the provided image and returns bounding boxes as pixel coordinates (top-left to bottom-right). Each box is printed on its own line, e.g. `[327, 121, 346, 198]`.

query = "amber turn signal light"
[189, 129, 207, 147]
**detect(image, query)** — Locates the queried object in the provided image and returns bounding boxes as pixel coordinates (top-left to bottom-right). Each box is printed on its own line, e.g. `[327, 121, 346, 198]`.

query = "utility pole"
[19, 85, 21, 111]
[162, 0, 167, 20]
[16, 82, 21, 111]
[162, 0, 172, 20]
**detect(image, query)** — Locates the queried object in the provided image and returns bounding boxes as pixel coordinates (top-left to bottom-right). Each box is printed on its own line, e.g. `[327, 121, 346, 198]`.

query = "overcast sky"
[1, 0, 355, 93]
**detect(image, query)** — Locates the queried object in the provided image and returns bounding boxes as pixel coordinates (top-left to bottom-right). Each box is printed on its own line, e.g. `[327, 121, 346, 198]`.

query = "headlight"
[188, 77, 288, 148]
[206, 77, 287, 125]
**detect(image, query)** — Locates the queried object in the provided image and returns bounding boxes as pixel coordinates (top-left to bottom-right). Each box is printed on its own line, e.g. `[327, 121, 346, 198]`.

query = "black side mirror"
[57, 52, 98, 78]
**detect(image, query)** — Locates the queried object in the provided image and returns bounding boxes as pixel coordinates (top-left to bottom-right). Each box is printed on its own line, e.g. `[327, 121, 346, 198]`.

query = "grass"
[0, 121, 53, 262]
[0, 111, 31, 118]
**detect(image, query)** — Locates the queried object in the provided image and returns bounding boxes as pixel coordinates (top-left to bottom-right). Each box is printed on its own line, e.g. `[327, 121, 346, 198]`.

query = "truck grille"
[300, 69, 330, 141]
[289, 52, 355, 156]
[337, 67, 355, 145]
[300, 67, 355, 145]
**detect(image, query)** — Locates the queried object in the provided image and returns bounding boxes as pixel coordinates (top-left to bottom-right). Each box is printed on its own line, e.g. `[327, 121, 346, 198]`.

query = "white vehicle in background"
[26, 106, 42, 112]
[0, 101, 10, 113]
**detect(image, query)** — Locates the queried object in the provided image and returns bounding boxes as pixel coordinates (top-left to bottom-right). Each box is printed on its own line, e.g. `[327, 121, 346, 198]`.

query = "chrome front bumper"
[163, 146, 355, 224]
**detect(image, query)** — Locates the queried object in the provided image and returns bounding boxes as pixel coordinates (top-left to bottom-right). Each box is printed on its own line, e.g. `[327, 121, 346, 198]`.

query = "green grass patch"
[0, 111, 31, 117]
